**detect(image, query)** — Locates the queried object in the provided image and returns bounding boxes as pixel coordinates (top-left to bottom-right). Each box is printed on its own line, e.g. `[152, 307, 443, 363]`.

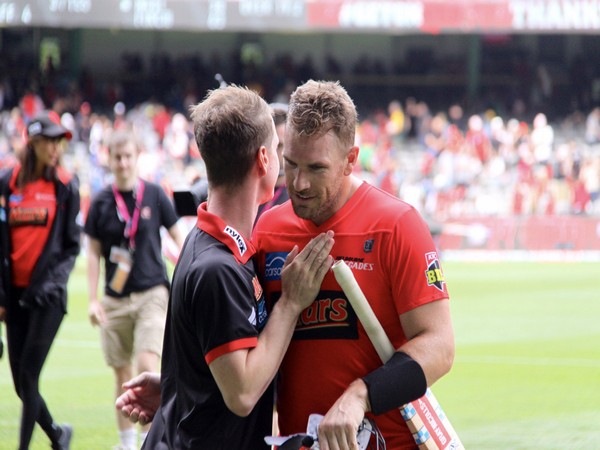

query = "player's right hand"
[280, 231, 334, 314]
[318, 379, 370, 450]
[88, 299, 106, 326]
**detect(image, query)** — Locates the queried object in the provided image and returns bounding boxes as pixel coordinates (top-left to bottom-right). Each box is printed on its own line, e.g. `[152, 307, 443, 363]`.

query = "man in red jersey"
[253, 80, 455, 450]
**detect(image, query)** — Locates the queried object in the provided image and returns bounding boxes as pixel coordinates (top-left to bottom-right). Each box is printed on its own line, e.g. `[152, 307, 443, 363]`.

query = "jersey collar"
[196, 202, 256, 264]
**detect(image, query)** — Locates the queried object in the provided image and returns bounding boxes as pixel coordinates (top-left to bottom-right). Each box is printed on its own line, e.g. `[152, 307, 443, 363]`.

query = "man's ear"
[257, 146, 269, 176]
[344, 146, 360, 175]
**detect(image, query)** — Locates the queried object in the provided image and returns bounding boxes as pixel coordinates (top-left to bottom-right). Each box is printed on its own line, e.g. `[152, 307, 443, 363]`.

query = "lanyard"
[112, 179, 145, 252]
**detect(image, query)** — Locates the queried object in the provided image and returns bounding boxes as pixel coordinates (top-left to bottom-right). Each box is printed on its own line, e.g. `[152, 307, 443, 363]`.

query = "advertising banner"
[2, 0, 600, 33]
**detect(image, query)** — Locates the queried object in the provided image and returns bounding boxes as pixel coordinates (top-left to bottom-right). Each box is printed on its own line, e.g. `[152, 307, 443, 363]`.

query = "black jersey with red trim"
[143, 203, 271, 450]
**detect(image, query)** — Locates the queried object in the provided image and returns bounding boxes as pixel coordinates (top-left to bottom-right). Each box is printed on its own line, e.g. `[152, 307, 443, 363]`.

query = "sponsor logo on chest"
[264, 252, 287, 280]
[9, 207, 49, 226]
[294, 291, 359, 340]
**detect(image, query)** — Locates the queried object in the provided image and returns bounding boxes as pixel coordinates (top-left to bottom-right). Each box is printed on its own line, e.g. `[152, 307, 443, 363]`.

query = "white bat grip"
[332, 260, 395, 363]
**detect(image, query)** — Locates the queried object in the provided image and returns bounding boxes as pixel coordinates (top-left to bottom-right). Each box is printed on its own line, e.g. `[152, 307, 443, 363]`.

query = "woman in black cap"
[0, 110, 80, 450]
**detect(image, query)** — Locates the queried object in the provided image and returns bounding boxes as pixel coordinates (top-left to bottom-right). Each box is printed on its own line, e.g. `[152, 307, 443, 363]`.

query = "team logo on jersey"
[252, 276, 263, 300]
[251, 276, 268, 330]
[424, 252, 445, 292]
[224, 225, 247, 256]
[141, 206, 152, 219]
[9, 207, 48, 227]
[265, 252, 288, 280]
[364, 239, 374, 253]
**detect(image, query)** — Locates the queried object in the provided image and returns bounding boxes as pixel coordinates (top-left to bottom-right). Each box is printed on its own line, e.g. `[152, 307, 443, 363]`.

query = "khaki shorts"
[100, 285, 168, 368]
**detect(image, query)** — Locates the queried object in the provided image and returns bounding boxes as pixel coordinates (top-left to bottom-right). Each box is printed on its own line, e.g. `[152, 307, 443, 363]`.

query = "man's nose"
[293, 169, 310, 192]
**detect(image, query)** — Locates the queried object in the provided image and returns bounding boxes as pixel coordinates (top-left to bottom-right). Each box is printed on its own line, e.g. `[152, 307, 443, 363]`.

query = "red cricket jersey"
[254, 182, 449, 449]
[9, 169, 57, 287]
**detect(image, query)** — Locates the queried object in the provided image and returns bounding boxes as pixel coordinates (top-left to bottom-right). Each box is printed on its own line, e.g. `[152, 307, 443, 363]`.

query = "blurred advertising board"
[2, 0, 600, 33]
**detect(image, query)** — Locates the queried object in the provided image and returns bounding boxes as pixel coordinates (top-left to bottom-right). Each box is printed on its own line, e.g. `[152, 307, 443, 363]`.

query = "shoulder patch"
[424, 252, 445, 292]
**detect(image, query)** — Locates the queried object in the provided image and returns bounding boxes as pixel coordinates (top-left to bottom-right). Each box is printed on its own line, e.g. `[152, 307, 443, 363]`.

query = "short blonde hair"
[288, 80, 357, 148]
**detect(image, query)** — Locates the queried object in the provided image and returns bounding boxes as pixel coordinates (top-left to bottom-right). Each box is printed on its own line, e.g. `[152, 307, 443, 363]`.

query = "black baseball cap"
[27, 111, 73, 140]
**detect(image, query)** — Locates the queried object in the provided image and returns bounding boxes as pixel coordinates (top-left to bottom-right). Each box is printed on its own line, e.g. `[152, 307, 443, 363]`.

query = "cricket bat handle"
[331, 260, 465, 450]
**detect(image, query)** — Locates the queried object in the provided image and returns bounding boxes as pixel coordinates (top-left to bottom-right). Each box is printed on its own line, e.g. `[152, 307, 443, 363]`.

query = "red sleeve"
[388, 207, 449, 315]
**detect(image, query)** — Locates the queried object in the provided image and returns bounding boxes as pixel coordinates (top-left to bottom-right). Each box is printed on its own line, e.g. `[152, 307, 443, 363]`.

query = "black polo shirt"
[84, 180, 179, 297]
[143, 203, 271, 450]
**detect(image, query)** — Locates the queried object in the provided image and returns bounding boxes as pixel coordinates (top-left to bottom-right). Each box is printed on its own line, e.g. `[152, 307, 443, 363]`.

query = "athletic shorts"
[100, 285, 168, 368]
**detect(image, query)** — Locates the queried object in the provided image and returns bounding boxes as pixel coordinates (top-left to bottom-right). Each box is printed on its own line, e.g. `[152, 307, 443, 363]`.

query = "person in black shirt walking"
[84, 129, 185, 450]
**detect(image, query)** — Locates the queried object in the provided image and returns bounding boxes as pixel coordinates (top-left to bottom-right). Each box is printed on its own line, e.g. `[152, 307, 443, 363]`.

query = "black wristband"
[362, 351, 427, 416]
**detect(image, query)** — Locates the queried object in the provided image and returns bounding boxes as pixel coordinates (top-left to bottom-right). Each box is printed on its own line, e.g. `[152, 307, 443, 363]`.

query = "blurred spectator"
[19, 87, 45, 123]
[84, 130, 185, 450]
[163, 112, 191, 166]
[585, 107, 600, 145]
[530, 112, 554, 165]
[465, 114, 492, 164]
[385, 100, 410, 147]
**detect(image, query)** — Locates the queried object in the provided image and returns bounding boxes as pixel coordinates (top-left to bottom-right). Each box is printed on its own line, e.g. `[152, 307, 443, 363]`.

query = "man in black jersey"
[119, 85, 334, 450]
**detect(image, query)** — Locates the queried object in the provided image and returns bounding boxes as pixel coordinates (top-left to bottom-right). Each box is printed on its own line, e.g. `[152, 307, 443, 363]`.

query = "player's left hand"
[318, 379, 370, 450]
[280, 230, 334, 315]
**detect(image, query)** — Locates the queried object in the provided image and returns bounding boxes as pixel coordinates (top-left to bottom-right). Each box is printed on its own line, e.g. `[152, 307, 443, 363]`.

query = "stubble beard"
[291, 184, 343, 225]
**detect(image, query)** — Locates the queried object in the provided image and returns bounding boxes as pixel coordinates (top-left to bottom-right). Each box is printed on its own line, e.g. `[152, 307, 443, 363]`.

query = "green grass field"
[1, 258, 599, 449]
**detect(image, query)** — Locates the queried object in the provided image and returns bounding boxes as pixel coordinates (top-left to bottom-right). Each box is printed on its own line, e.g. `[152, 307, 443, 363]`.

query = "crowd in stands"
[1, 56, 600, 223]
[355, 101, 600, 221]
[5, 37, 600, 120]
